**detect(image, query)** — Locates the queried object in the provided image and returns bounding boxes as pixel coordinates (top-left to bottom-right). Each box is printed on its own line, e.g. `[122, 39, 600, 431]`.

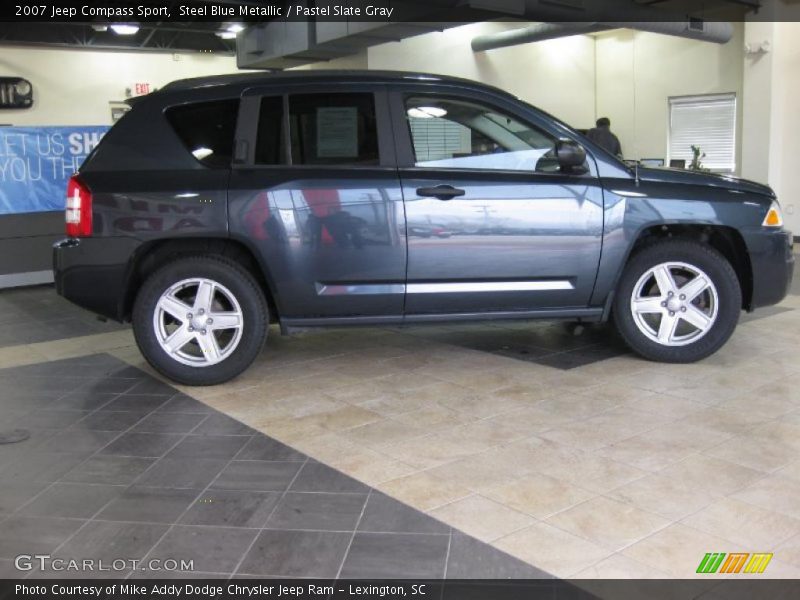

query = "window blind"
[668, 94, 736, 172]
[409, 118, 470, 162]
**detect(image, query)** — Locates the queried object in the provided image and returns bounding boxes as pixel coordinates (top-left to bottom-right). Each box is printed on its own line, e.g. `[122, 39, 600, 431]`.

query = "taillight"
[65, 174, 92, 237]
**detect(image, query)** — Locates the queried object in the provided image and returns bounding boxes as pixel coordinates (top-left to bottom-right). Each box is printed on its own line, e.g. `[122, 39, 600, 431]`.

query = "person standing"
[587, 117, 622, 157]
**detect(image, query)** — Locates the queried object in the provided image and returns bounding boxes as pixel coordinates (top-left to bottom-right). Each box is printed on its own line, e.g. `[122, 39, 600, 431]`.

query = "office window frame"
[668, 93, 737, 173]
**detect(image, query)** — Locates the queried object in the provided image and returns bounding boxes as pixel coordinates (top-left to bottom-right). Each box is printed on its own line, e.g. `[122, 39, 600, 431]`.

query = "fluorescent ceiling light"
[192, 147, 213, 160]
[408, 106, 447, 119]
[217, 31, 237, 39]
[110, 24, 139, 35]
[226, 23, 245, 33]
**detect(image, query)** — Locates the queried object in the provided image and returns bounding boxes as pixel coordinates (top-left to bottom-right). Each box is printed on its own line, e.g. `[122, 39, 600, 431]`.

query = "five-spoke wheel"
[154, 278, 244, 367]
[133, 255, 268, 386]
[614, 240, 741, 363]
[630, 262, 719, 347]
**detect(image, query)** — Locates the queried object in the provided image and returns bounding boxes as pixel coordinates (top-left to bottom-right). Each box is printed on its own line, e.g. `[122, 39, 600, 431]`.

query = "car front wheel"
[613, 240, 742, 363]
[133, 255, 268, 385]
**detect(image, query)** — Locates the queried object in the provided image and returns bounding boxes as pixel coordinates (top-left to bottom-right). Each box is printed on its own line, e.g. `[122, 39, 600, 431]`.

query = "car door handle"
[416, 185, 466, 201]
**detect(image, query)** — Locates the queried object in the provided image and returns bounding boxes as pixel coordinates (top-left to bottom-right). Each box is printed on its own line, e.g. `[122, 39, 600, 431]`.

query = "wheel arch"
[122, 237, 280, 322]
[610, 224, 754, 312]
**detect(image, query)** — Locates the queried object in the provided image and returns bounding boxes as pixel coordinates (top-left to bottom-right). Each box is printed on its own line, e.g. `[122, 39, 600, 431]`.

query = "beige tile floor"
[1, 265, 799, 580]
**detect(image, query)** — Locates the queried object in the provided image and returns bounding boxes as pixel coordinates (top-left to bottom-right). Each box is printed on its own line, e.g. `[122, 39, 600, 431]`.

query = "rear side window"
[166, 99, 239, 168]
[288, 93, 378, 166]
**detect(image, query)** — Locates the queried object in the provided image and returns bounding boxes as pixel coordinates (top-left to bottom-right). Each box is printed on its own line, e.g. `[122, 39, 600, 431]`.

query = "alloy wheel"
[629, 261, 719, 347]
[153, 278, 244, 367]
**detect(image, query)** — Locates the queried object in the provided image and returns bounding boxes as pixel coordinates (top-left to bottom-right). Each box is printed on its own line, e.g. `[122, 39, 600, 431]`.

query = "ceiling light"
[226, 23, 245, 33]
[192, 147, 213, 160]
[217, 31, 237, 40]
[408, 106, 447, 119]
[110, 24, 139, 35]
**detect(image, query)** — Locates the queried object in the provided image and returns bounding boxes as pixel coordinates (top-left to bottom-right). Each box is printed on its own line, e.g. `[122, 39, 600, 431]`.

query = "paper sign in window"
[316, 107, 358, 158]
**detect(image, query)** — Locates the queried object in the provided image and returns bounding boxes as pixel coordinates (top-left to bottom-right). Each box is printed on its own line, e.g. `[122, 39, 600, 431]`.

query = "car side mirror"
[556, 139, 587, 173]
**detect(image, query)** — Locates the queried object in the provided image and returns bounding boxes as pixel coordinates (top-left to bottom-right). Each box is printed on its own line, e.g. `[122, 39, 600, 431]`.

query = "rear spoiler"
[124, 96, 148, 107]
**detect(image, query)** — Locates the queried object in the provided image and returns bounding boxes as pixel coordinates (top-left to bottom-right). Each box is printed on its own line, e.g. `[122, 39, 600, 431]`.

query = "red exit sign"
[132, 82, 151, 96]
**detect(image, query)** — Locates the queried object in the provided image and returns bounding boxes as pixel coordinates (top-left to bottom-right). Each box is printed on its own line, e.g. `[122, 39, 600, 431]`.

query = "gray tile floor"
[0, 354, 547, 580]
[403, 323, 632, 370]
[0, 285, 125, 347]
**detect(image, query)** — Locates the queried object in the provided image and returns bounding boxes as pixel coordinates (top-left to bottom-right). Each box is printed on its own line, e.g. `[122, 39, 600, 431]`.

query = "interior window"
[405, 96, 562, 173]
[254, 96, 285, 165]
[289, 93, 379, 166]
[668, 93, 736, 172]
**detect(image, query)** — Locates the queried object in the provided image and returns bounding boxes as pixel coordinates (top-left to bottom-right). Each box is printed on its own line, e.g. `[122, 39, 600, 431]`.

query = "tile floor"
[0, 254, 798, 581]
[0, 355, 545, 581]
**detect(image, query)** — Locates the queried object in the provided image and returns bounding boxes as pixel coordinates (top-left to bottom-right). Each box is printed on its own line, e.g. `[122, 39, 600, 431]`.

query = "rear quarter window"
[165, 99, 239, 168]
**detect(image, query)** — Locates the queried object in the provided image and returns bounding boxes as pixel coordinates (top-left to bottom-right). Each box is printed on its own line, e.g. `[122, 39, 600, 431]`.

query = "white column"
[741, 2, 800, 234]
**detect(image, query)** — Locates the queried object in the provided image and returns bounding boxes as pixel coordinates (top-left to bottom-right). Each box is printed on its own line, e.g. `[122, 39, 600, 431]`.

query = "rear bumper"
[53, 237, 139, 322]
[744, 228, 794, 310]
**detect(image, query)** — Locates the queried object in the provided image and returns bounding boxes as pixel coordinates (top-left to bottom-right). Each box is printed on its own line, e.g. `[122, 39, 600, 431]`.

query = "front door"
[391, 88, 604, 315]
[228, 86, 406, 321]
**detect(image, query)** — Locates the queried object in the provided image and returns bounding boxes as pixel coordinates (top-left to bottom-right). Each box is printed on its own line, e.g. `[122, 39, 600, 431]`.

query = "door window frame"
[233, 83, 396, 171]
[388, 84, 598, 178]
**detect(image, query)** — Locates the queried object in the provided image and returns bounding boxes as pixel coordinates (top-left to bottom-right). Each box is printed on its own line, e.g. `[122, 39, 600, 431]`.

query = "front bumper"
[53, 237, 140, 322]
[744, 228, 794, 310]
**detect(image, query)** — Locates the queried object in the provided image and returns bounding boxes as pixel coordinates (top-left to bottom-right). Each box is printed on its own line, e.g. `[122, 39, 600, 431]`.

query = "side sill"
[280, 307, 604, 333]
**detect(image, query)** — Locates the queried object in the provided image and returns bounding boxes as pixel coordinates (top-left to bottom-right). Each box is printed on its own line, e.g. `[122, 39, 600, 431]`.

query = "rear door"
[227, 84, 406, 321]
[390, 85, 604, 316]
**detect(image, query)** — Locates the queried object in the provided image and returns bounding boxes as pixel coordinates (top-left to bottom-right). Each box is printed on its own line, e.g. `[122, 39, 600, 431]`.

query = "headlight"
[762, 201, 784, 227]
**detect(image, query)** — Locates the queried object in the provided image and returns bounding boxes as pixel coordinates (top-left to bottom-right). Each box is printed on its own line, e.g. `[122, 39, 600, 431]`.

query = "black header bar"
[3, 579, 800, 600]
[1, 0, 796, 24]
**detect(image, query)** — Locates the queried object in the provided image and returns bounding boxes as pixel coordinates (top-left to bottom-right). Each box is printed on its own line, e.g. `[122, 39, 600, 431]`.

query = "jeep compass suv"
[54, 71, 794, 385]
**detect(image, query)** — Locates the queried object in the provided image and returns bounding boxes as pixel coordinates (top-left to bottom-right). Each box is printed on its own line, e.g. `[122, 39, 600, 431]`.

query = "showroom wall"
[365, 22, 598, 128]
[768, 22, 800, 233]
[594, 25, 745, 166]
[0, 47, 238, 126]
[773, 23, 800, 233]
[363, 23, 745, 169]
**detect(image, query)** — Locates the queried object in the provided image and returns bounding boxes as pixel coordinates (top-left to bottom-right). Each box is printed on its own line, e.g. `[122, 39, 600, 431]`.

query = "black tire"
[132, 255, 268, 385]
[613, 240, 741, 363]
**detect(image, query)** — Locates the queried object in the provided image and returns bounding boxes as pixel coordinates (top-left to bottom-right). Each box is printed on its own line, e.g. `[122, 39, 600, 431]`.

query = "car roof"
[158, 69, 507, 95]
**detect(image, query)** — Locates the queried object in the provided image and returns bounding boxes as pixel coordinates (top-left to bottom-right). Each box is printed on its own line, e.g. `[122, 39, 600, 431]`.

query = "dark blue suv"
[54, 71, 794, 385]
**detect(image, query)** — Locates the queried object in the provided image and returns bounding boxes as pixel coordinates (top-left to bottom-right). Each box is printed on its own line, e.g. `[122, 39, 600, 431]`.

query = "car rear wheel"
[613, 240, 741, 363]
[133, 255, 268, 385]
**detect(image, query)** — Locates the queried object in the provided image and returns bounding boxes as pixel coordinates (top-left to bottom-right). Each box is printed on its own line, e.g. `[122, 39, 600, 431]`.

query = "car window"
[289, 93, 379, 166]
[166, 99, 239, 168]
[255, 96, 285, 165]
[405, 96, 562, 173]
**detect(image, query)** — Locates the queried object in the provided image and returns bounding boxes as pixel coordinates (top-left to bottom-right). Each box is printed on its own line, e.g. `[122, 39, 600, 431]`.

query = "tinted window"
[405, 96, 562, 173]
[255, 96, 285, 165]
[166, 99, 239, 168]
[289, 93, 378, 166]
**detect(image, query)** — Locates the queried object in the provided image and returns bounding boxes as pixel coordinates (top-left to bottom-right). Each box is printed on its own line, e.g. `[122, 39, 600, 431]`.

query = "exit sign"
[131, 82, 152, 96]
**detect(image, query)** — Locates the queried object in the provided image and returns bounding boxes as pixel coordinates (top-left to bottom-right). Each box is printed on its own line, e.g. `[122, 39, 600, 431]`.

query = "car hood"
[637, 167, 775, 198]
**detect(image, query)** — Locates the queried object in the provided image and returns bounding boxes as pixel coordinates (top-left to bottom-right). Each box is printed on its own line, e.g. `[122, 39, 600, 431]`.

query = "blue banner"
[0, 126, 110, 215]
